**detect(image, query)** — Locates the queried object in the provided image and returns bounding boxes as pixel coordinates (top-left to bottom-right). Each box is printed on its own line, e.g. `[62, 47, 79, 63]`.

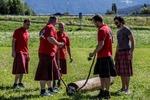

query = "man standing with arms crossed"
[12, 19, 31, 88]
[89, 14, 116, 99]
[34, 16, 64, 96]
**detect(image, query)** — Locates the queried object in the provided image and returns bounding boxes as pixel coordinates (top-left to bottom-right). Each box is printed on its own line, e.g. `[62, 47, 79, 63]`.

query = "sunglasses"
[114, 22, 119, 25]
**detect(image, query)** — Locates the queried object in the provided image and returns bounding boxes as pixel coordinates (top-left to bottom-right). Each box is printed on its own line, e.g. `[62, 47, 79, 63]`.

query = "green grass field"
[0, 15, 150, 100]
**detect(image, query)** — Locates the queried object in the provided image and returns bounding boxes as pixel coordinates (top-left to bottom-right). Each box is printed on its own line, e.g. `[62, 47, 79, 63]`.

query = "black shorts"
[94, 57, 117, 78]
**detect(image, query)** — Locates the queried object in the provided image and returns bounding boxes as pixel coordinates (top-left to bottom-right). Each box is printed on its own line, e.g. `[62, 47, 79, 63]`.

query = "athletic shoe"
[125, 90, 130, 94]
[12, 83, 19, 89]
[18, 83, 25, 88]
[48, 88, 58, 94]
[40, 92, 51, 96]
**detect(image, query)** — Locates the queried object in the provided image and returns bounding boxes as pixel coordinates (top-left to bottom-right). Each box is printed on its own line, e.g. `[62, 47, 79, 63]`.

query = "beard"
[117, 24, 121, 28]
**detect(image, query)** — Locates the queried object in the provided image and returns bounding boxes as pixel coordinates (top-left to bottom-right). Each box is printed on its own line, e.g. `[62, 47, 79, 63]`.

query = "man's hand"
[89, 52, 94, 58]
[12, 52, 16, 58]
[57, 42, 64, 48]
[70, 57, 73, 63]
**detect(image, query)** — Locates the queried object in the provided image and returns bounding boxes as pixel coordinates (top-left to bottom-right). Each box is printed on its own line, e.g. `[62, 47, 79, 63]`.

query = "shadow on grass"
[111, 91, 123, 96]
[0, 85, 12, 90]
[59, 92, 96, 100]
[0, 85, 40, 100]
[0, 85, 39, 92]
[0, 94, 40, 100]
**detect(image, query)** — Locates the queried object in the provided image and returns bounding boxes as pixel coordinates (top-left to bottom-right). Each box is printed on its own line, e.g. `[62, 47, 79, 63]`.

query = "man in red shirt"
[12, 19, 31, 88]
[34, 16, 64, 96]
[53, 22, 73, 88]
[89, 14, 116, 99]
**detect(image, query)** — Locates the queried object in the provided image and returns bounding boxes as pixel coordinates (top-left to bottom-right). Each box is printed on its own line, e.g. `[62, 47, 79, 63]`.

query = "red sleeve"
[66, 35, 70, 46]
[13, 30, 18, 39]
[98, 29, 106, 41]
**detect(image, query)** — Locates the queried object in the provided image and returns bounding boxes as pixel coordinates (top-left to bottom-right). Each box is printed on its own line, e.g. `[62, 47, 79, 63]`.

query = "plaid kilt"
[94, 57, 117, 78]
[12, 53, 29, 74]
[56, 58, 67, 74]
[34, 53, 61, 81]
[115, 50, 133, 76]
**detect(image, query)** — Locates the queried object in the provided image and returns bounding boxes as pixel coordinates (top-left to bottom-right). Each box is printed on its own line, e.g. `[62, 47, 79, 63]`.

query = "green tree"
[140, 7, 150, 14]
[0, 0, 9, 14]
[8, 0, 14, 14]
[112, 3, 117, 14]
[0, 0, 35, 15]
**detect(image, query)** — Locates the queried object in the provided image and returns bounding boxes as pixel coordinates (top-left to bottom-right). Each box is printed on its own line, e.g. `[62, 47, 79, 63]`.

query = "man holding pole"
[89, 14, 116, 99]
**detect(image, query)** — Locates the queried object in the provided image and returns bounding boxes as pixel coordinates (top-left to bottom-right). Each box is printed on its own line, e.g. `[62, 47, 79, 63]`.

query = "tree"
[0, 0, 35, 15]
[112, 3, 117, 14]
[140, 7, 150, 14]
[0, 0, 9, 14]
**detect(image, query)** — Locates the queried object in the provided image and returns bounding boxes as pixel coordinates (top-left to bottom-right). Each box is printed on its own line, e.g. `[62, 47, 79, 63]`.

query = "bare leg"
[104, 78, 110, 91]
[100, 78, 105, 90]
[125, 76, 130, 90]
[104, 78, 111, 99]
[40, 81, 46, 89]
[46, 81, 52, 88]
[14, 74, 19, 83]
[19, 74, 23, 83]
[121, 76, 126, 90]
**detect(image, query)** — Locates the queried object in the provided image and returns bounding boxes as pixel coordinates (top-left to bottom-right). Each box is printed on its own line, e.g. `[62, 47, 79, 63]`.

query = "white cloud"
[122, 0, 133, 4]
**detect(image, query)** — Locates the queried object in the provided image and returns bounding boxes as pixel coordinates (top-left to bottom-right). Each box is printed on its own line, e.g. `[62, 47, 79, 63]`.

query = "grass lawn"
[0, 30, 150, 100]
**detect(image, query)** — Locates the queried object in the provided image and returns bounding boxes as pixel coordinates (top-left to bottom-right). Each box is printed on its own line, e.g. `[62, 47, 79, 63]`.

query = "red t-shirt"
[13, 27, 29, 54]
[56, 32, 70, 59]
[97, 24, 113, 58]
[38, 23, 57, 56]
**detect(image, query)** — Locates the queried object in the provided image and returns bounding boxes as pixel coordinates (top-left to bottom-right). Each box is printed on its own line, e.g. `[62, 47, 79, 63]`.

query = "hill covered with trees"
[0, 0, 35, 15]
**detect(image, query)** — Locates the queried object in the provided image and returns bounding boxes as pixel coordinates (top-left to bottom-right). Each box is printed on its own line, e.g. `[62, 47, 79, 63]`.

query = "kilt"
[12, 53, 29, 74]
[34, 53, 60, 81]
[56, 58, 67, 74]
[115, 50, 133, 76]
[94, 57, 117, 78]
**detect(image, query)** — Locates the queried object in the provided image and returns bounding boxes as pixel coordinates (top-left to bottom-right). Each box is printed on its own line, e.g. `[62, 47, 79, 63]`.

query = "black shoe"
[97, 89, 104, 99]
[103, 90, 111, 99]
[18, 83, 25, 88]
[12, 83, 19, 89]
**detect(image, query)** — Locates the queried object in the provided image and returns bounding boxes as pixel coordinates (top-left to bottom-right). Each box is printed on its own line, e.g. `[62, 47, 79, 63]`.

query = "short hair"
[92, 14, 103, 23]
[59, 22, 65, 27]
[24, 19, 30, 23]
[114, 16, 125, 24]
[49, 16, 57, 23]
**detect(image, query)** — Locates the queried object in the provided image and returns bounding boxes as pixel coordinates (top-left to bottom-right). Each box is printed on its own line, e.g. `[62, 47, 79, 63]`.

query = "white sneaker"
[125, 90, 130, 94]
[40, 92, 52, 96]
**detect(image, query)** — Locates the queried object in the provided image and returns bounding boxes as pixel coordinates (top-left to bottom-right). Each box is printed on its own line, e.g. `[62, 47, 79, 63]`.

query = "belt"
[118, 49, 130, 51]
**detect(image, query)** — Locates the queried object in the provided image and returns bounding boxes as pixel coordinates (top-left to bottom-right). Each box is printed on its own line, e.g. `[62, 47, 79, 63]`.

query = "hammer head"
[66, 86, 76, 96]
[88, 57, 92, 61]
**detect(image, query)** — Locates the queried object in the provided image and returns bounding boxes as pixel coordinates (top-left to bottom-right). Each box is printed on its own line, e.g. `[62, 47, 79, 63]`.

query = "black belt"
[118, 49, 130, 51]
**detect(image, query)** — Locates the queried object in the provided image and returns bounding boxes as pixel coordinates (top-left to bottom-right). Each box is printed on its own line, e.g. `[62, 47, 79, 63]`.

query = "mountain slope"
[22, 0, 150, 15]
